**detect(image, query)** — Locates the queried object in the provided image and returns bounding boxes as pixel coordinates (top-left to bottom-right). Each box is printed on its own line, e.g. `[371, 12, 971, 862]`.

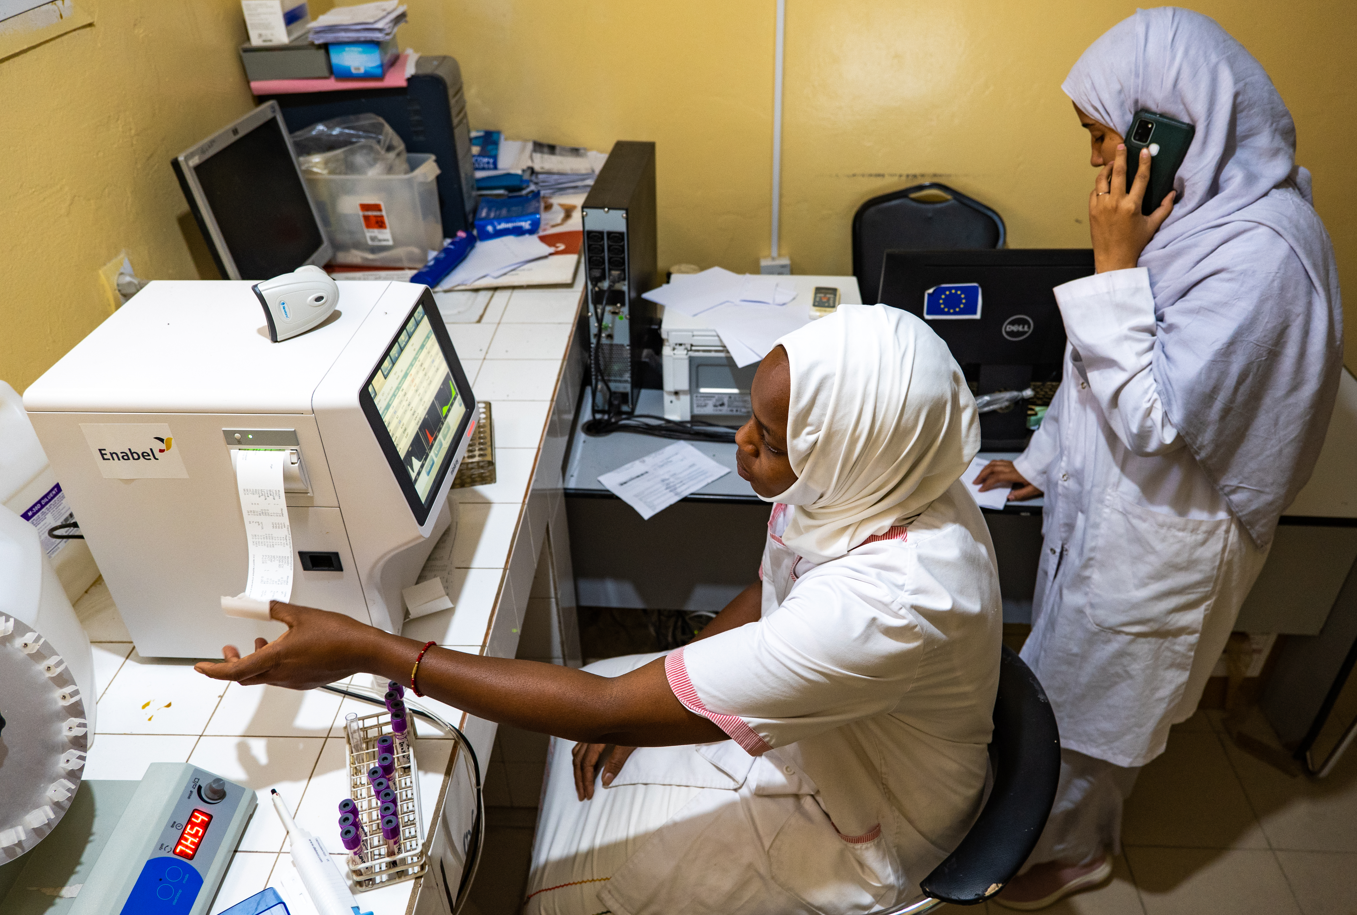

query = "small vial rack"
[345, 709, 428, 889]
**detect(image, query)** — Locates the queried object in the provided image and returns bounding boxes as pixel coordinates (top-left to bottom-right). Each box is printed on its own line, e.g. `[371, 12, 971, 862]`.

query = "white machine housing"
[660, 275, 862, 424]
[23, 281, 475, 659]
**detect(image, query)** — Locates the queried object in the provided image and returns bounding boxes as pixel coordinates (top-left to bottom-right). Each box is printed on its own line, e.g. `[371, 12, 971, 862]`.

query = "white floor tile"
[403, 567, 504, 648]
[501, 288, 583, 324]
[204, 682, 345, 738]
[1123, 730, 1269, 849]
[452, 447, 536, 504]
[1224, 734, 1357, 852]
[452, 502, 521, 570]
[488, 400, 552, 449]
[480, 290, 511, 324]
[91, 642, 133, 701]
[486, 321, 574, 360]
[74, 578, 132, 642]
[96, 652, 229, 735]
[1274, 850, 1357, 915]
[187, 736, 326, 852]
[209, 851, 279, 914]
[1127, 847, 1301, 915]
[446, 323, 497, 360]
[473, 360, 562, 401]
[83, 733, 198, 780]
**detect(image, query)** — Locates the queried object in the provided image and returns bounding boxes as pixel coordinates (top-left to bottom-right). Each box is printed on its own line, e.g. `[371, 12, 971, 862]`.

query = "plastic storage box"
[304, 153, 443, 268]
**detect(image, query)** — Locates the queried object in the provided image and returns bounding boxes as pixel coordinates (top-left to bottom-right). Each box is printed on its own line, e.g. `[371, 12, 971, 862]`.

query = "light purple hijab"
[1064, 7, 1343, 548]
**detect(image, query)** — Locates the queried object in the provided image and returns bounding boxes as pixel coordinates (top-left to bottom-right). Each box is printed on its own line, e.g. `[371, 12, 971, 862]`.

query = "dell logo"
[1002, 315, 1034, 341]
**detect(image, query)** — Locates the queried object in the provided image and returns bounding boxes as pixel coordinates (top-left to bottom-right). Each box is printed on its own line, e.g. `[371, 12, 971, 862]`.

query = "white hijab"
[769, 304, 979, 564]
[1064, 8, 1342, 547]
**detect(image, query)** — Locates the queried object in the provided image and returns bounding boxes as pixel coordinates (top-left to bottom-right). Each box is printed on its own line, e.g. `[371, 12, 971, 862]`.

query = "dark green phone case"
[1124, 110, 1195, 216]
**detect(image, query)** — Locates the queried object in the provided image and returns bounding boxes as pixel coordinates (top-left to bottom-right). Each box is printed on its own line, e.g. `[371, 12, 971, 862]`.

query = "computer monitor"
[172, 101, 332, 280]
[878, 248, 1094, 449]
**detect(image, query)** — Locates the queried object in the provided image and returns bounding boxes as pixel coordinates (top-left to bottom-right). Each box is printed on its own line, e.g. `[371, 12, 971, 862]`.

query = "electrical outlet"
[98, 252, 145, 310]
[759, 256, 791, 275]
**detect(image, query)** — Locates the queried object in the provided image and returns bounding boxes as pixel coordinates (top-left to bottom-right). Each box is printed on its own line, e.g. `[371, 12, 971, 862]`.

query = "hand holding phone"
[1123, 110, 1194, 216]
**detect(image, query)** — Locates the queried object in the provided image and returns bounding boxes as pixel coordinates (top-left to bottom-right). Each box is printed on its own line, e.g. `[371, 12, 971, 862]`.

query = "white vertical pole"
[771, 0, 786, 259]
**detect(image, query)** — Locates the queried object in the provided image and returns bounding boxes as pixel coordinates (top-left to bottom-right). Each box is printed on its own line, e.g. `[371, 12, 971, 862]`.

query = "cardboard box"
[241, 0, 310, 46]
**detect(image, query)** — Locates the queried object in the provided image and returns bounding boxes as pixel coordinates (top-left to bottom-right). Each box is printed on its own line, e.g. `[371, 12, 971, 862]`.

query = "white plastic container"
[305, 153, 443, 268]
[1, 382, 100, 603]
[0, 502, 95, 860]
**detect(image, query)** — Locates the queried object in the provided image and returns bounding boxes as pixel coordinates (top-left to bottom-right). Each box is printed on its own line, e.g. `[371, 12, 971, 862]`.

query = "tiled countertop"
[74, 276, 585, 915]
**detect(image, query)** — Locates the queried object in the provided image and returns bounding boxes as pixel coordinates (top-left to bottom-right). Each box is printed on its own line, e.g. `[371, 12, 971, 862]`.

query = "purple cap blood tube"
[341, 825, 366, 864]
[378, 753, 396, 777]
[376, 734, 394, 755]
[379, 788, 397, 805]
[339, 812, 362, 834]
[379, 801, 397, 820]
[371, 777, 390, 796]
[387, 680, 405, 699]
[338, 798, 358, 817]
[381, 814, 401, 855]
[367, 765, 383, 787]
[384, 690, 402, 712]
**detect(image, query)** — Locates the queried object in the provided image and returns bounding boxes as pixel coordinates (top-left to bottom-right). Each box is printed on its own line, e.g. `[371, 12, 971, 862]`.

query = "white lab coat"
[1013, 268, 1269, 769]
[525, 487, 1002, 915]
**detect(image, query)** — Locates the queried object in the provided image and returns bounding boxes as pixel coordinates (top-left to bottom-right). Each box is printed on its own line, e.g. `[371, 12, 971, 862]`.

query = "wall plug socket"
[98, 252, 146, 310]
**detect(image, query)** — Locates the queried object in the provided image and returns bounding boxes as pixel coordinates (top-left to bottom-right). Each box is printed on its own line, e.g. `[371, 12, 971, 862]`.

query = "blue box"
[327, 38, 399, 79]
[475, 191, 542, 239]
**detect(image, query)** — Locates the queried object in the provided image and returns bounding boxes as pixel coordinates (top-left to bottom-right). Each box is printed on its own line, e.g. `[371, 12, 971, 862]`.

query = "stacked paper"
[310, 1, 406, 42]
[642, 268, 804, 367]
[436, 235, 553, 288]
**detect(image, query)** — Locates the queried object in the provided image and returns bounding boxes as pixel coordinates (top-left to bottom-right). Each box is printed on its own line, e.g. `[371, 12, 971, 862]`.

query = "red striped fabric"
[665, 648, 772, 756]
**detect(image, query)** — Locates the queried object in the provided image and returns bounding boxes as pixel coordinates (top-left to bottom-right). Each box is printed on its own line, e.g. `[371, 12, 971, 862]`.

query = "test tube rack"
[345, 709, 428, 890]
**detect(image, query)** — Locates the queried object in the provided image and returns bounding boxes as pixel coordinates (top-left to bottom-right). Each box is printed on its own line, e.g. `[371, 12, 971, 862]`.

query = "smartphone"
[1123, 110, 1194, 216]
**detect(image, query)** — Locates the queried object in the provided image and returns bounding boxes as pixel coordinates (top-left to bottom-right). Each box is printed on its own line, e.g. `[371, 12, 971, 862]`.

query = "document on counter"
[598, 442, 730, 520]
[961, 456, 1010, 511]
[438, 235, 552, 288]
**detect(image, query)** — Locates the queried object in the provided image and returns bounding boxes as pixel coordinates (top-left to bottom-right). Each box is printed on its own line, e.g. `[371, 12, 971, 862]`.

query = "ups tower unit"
[582, 141, 658, 414]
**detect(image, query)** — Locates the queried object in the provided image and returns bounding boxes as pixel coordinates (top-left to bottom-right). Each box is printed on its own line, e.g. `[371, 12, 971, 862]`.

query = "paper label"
[597, 441, 730, 520]
[234, 450, 294, 602]
[359, 202, 394, 246]
[81, 423, 189, 479]
[693, 392, 750, 416]
[21, 483, 73, 559]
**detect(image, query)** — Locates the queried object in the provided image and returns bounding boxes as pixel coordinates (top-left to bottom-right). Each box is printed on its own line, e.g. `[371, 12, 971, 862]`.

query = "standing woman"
[976, 8, 1343, 909]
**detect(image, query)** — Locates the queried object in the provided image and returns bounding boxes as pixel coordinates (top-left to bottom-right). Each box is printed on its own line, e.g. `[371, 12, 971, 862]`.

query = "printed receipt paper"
[221, 450, 293, 621]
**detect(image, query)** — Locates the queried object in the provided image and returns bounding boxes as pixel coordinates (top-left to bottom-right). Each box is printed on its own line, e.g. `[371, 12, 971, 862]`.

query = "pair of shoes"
[991, 855, 1113, 910]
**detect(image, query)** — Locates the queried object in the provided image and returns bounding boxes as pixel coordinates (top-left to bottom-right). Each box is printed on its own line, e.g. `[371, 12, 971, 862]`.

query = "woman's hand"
[973, 460, 1043, 502]
[573, 742, 636, 801]
[194, 602, 402, 690]
[1089, 144, 1176, 273]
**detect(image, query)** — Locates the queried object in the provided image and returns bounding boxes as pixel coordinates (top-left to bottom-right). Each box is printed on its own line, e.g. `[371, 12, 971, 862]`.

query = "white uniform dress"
[526, 487, 1002, 915]
[1012, 268, 1269, 863]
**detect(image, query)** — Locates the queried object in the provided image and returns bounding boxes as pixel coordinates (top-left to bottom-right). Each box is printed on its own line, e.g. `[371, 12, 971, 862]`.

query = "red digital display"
[173, 809, 213, 860]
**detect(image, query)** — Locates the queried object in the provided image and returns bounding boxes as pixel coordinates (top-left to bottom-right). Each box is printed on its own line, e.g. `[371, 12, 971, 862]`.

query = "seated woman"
[197, 303, 1003, 915]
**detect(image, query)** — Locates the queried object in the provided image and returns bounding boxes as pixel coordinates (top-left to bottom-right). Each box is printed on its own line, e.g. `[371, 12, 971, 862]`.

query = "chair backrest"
[852, 183, 1005, 303]
[917, 644, 1061, 906]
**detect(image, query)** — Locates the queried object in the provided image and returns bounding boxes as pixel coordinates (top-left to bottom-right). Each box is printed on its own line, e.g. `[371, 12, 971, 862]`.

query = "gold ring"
[1096, 191, 1110, 196]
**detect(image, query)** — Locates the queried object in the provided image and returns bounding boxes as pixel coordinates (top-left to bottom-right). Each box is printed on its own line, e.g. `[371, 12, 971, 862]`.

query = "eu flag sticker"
[923, 283, 982, 320]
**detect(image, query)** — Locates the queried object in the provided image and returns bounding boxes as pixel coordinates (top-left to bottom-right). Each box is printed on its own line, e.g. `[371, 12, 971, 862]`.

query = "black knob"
[202, 778, 227, 803]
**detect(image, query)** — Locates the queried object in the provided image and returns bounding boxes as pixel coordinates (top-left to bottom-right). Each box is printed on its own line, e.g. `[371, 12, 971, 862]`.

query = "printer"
[23, 281, 477, 659]
[660, 274, 862, 425]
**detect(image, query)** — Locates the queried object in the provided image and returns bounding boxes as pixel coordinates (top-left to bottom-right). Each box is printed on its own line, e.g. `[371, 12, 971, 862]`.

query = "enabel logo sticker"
[1002, 314, 1034, 341]
[81, 423, 189, 479]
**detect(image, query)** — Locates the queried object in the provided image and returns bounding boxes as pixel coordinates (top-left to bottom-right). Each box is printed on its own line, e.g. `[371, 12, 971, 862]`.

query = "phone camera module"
[1132, 120, 1155, 144]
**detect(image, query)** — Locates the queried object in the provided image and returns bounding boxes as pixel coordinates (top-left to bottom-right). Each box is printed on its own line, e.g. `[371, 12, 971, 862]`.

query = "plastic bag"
[291, 114, 410, 177]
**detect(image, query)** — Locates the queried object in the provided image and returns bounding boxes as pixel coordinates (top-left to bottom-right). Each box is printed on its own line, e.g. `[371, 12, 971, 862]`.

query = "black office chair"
[852, 183, 1006, 303]
[872, 645, 1061, 914]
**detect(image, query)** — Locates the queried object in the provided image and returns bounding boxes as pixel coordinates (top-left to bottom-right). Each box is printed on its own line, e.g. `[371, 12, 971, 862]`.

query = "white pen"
[271, 789, 373, 915]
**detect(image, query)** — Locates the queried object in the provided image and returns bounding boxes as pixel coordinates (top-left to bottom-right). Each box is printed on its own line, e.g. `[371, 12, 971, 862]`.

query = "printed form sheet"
[598, 442, 730, 520]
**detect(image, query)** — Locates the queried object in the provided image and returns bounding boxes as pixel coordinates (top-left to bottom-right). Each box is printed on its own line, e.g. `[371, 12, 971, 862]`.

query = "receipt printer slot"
[224, 428, 312, 494]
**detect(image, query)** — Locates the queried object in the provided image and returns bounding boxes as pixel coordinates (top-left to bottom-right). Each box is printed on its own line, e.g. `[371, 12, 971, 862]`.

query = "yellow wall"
[3, 0, 1353, 393]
